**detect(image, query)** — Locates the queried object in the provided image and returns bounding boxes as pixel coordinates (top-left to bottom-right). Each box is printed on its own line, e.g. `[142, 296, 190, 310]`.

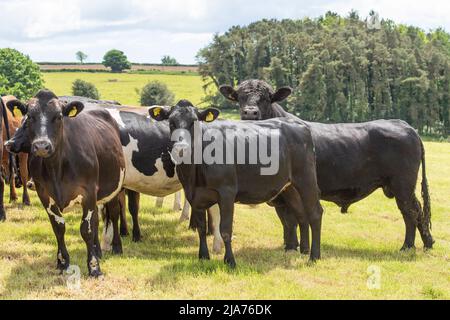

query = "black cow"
[6, 90, 126, 277]
[149, 100, 323, 265]
[220, 79, 434, 252]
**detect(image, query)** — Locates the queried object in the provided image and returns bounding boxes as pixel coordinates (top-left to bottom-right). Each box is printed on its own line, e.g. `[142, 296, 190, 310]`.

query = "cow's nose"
[32, 140, 53, 158]
[242, 106, 260, 120]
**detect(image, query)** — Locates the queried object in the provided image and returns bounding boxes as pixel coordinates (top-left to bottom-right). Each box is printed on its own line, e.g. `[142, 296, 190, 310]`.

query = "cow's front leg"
[218, 195, 236, 268]
[46, 201, 70, 271]
[192, 208, 210, 260]
[81, 199, 102, 277]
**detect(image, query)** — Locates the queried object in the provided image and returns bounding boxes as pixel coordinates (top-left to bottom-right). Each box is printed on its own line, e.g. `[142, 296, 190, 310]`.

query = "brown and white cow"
[6, 90, 125, 277]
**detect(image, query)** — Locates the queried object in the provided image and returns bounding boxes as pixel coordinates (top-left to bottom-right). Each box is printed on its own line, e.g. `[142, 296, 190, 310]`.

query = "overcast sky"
[0, 0, 449, 64]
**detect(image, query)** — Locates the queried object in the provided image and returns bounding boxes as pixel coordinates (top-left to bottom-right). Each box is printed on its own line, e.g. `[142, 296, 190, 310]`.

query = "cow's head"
[4, 115, 31, 154]
[148, 100, 220, 159]
[219, 79, 292, 120]
[6, 90, 84, 158]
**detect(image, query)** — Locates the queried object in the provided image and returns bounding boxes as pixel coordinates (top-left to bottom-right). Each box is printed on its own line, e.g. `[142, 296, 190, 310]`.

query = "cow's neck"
[268, 103, 293, 119]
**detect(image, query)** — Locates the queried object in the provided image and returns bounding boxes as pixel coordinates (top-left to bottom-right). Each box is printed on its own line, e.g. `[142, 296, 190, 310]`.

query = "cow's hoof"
[57, 260, 69, 272]
[300, 247, 310, 255]
[224, 257, 236, 269]
[132, 234, 142, 242]
[23, 201, 31, 206]
[0, 214, 5, 222]
[89, 269, 103, 278]
[120, 230, 129, 237]
[400, 245, 416, 252]
[199, 253, 210, 260]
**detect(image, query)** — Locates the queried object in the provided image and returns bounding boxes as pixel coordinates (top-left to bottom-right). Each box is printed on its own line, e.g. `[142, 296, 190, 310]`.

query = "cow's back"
[306, 119, 422, 196]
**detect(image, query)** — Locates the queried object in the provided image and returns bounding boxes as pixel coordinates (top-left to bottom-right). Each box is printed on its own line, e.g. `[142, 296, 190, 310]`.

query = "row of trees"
[197, 11, 450, 136]
[76, 50, 179, 71]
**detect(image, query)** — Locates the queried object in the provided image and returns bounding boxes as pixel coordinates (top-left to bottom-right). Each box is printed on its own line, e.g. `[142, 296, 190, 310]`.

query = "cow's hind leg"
[415, 196, 434, 249]
[118, 190, 128, 236]
[179, 197, 190, 222]
[275, 206, 301, 252]
[173, 191, 182, 211]
[127, 190, 141, 242]
[105, 197, 123, 254]
[9, 172, 17, 203]
[290, 179, 323, 262]
[0, 177, 5, 221]
[208, 205, 223, 254]
[19, 154, 30, 206]
[391, 180, 419, 250]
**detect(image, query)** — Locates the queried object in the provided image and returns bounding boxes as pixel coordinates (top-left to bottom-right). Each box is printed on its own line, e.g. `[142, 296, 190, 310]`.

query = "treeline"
[197, 11, 450, 136]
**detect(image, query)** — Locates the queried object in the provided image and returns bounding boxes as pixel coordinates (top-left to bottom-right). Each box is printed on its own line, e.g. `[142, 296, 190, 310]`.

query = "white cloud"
[0, 0, 449, 63]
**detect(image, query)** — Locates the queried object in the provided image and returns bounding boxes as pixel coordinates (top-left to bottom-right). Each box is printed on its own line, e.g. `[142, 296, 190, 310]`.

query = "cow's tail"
[420, 140, 432, 231]
[0, 97, 15, 183]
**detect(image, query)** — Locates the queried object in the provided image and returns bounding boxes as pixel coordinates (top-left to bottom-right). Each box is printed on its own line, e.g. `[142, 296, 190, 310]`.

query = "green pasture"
[0, 72, 447, 299]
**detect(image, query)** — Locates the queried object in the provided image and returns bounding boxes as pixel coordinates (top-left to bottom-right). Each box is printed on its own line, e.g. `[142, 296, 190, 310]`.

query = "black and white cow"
[149, 100, 323, 266]
[100, 104, 223, 252]
[220, 79, 434, 253]
[6, 90, 125, 277]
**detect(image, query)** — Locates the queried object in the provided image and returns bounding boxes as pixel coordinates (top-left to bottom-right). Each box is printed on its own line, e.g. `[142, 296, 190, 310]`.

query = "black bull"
[149, 101, 324, 265]
[220, 79, 434, 252]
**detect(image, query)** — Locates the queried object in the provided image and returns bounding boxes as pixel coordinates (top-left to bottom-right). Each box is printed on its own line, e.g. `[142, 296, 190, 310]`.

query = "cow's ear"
[198, 108, 220, 122]
[271, 87, 292, 103]
[62, 101, 84, 118]
[149, 106, 170, 121]
[219, 85, 238, 102]
[6, 99, 28, 117]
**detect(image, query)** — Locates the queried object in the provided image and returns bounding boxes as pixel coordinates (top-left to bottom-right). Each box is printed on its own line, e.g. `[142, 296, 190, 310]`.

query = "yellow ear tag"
[13, 106, 22, 118]
[153, 107, 161, 117]
[205, 111, 214, 122]
[68, 107, 77, 117]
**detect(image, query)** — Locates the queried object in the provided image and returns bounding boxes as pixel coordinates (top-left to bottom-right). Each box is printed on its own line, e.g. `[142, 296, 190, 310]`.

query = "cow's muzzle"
[241, 106, 261, 120]
[4, 140, 15, 153]
[171, 142, 190, 163]
[32, 139, 53, 158]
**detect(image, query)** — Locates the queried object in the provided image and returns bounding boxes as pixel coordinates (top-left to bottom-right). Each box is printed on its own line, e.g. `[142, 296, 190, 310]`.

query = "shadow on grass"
[322, 243, 419, 262]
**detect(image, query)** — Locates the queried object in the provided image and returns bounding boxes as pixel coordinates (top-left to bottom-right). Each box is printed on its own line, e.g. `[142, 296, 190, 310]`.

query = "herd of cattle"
[0, 79, 434, 277]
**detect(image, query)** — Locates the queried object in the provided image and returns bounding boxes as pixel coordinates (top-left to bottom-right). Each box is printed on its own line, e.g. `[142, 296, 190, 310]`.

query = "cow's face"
[148, 100, 220, 158]
[219, 79, 292, 120]
[6, 90, 84, 158]
[5, 115, 31, 154]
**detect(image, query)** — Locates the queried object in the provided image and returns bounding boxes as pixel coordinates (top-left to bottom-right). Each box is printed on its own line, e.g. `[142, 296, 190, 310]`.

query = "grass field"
[0, 72, 448, 300]
[43, 72, 208, 106]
